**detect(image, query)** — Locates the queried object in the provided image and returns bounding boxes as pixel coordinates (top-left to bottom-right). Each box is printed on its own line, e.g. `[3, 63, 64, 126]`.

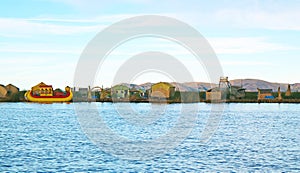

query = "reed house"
[150, 82, 175, 99]
[111, 85, 130, 99]
[0, 85, 7, 98]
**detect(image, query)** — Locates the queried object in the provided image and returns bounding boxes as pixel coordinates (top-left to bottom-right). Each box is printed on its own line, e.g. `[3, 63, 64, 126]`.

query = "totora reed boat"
[25, 82, 73, 102]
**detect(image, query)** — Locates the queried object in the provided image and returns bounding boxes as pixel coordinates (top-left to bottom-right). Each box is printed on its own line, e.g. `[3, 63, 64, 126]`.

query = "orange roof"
[37, 82, 52, 87]
[32, 82, 53, 90]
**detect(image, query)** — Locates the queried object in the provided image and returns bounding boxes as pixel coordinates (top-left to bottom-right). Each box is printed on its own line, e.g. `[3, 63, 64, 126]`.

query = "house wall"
[258, 93, 273, 100]
[114, 90, 129, 98]
[151, 83, 175, 98]
[206, 91, 222, 101]
[257, 89, 273, 100]
[111, 85, 130, 98]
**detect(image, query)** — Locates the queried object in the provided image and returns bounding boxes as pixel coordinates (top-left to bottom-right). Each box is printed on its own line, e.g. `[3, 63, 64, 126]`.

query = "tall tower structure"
[219, 77, 231, 90]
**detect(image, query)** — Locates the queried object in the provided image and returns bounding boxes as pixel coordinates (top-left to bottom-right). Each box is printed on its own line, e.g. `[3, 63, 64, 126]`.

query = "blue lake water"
[0, 103, 299, 172]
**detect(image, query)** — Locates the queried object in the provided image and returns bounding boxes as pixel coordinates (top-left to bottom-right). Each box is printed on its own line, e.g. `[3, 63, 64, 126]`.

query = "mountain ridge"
[119, 79, 300, 92]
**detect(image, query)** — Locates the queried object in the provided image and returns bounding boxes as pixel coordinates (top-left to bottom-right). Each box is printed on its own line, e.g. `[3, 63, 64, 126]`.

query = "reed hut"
[0, 85, 7, 98]
[150, 82, 175, 99]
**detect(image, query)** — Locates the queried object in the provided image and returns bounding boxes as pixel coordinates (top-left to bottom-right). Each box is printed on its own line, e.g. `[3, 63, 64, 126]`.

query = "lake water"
[0, 103, 299, 172]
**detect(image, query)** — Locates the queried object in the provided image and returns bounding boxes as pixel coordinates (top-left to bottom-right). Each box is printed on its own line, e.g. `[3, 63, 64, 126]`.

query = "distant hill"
[230, 79, 299, 92]
[117, 79, 299, 92]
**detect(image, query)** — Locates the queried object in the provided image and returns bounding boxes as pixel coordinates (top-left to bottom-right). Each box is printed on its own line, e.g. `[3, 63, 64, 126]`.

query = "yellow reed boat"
[24, 82, 73, 102]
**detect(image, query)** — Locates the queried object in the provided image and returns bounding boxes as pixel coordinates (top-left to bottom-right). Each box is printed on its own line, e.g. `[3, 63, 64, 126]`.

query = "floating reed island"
[2, 77, 300, 103]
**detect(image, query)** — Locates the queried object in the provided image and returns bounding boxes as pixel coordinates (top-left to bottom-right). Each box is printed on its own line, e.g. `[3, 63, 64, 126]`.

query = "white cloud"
[207, 37, 297, 54]
[0, 42, 82, 54]
[0, 18, 103, 37]
[0, 47, 80, 54]
[49, 0, 151, 11]
[214, 9, 300, 31]
[0, 14, 153, 37]
[221, 60, 273, 66]
[96, 36, 297, 55]
[26, 14, 137, 23]
[31, 1, 300, 31]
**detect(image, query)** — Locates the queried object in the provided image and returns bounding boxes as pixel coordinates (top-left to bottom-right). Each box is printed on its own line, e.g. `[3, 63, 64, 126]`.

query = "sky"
[1, 0, 300, 89]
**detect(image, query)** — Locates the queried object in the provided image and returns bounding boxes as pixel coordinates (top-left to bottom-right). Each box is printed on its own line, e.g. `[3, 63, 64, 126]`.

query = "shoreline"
[2, 99, 300, 104]
[2, 90, 300, 104]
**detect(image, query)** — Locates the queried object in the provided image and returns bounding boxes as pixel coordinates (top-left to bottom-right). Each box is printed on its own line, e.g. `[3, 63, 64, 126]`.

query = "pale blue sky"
[1, 0, 300, 89]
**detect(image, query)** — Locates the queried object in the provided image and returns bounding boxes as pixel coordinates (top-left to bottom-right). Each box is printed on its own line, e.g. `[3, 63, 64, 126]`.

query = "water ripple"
[0, 103, 299, 172]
